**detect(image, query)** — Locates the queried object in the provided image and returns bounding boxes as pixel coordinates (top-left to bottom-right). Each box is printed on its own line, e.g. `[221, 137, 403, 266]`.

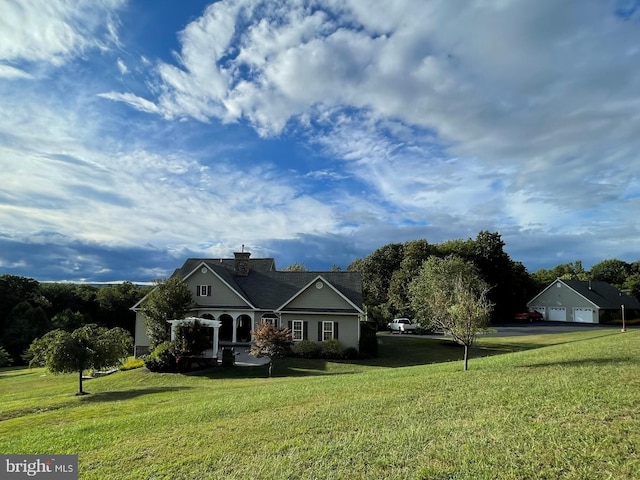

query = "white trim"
[183, 261, 256, 309]
[322, 320, 334, 341]
[275, 275, 364, 314]
[291, 319, 304, 341]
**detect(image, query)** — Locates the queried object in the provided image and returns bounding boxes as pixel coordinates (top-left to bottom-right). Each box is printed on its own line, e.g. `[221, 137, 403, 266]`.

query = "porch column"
[232, 315, 237, 343]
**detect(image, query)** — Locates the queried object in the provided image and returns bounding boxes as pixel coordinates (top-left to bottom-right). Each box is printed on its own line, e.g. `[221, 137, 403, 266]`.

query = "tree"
[0, 275, 42, 340]
[590, 259, 630, 287]
[96, 282, 149, 331]
[51, 309, 86, 332]
[29, 324, 132, 395]
[3, 301, 50, 364]
[409, 255, 493, 371]
[140, 277, 193, 350]
[250, 322, 293, 377]
[282, 263, 308, 271]
[348, 243, 405, 326]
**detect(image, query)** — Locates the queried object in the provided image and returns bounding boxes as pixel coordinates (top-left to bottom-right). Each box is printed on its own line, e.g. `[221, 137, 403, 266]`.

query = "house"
[132, 251, 365, 357]
[527, 279, 640, 324]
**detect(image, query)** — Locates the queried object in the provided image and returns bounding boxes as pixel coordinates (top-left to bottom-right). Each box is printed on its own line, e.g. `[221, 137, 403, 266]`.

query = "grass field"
[1, 329, 638, 479]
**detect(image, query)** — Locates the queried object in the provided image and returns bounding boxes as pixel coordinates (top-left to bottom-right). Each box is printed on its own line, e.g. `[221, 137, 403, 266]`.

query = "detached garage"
[527, 279, 640, 324]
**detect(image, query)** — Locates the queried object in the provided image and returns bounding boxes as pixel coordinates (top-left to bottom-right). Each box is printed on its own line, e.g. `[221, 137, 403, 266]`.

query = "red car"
[515, 311, 543, 322]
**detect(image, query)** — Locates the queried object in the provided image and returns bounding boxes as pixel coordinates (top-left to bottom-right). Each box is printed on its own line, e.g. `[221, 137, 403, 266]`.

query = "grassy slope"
[0, 330, 638, 480]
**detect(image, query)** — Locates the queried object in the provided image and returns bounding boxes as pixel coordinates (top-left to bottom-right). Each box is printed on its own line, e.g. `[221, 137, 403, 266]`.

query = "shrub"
[120, 357, 145, 371]
[342, 347, 359, 360]
[145, 341, 178, 372]
[292, 339, 321, 358]
[0, 346, 13, 367]
[359, 321, 378, 358]
[321, 338, 344, 359]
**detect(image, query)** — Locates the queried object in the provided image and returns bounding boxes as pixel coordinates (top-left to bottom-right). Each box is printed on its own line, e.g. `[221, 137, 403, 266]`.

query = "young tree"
[140, 277, 193, 350]
[250, 322, 293, 377]
[29, 324, 132, 395]
[409, 255, 493, 371]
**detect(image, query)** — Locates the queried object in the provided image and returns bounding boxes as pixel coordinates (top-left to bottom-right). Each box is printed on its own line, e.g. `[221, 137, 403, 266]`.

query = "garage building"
[527, 279, 640, 324]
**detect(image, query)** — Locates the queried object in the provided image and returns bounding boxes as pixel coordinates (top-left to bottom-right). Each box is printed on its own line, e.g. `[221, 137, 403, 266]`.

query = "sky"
[1, 0, 640, 282]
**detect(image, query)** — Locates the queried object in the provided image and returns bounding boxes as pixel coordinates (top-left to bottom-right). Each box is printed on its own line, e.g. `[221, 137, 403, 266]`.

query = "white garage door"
[549, 307, 566, 321]
[574, 308, 595, 323]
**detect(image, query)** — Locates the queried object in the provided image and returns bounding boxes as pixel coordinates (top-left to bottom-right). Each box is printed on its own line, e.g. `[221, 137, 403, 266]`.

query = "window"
[261, 313, 278, 327]
[322, 321, 334, 341]
[292, 320, 304, 341]
[196, 285, 212, 297]
[318, 321, 338, 341]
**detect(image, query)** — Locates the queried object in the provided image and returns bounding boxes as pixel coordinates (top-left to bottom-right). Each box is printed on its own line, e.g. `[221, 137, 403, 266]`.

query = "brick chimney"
[234, 245, 251, 276]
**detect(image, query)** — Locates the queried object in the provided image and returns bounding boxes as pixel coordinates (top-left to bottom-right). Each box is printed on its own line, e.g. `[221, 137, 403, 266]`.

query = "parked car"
[514, 311, 543, 322]
[387, 318, 419, 334]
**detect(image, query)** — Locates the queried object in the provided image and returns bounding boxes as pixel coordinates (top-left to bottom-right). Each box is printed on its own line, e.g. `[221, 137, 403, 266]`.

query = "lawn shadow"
[79, 386, 190, 402]
[519, 357, 634, 369]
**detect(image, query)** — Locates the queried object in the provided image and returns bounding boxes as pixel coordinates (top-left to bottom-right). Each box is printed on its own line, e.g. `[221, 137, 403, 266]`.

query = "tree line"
[347, 231, 640, 328]
[0, 276, 148, 365]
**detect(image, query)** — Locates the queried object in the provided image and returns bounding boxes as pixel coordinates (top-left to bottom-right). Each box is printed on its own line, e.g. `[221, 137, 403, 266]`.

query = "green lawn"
[1, 329, 638, 479]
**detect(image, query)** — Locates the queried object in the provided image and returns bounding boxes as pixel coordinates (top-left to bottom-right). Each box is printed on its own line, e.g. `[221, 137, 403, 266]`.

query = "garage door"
[549, 307, 566, 321]
[574, 308, 595, 323]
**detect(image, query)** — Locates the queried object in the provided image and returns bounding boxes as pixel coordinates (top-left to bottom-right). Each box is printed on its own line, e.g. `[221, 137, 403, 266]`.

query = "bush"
[292, 339, 321, 358]
[321, 338, 344, 359]
[145, 341, 178, 372]
[359, 321, 378, 358]
[120, 357, 145, 371]
[342, 347, 359, 360]
[0, 346, 13, 367]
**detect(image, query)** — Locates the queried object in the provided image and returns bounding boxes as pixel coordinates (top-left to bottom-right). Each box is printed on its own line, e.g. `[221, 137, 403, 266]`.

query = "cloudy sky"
[1, 0, 639, 282]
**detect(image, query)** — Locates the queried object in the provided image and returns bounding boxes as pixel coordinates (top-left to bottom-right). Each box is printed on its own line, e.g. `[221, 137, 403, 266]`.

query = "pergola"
[167, 317, 221, 359]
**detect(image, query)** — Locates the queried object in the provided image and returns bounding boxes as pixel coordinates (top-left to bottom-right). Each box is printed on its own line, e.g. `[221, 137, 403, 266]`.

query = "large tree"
[140, 277, 193, 350]
[3, 301, 50, 364]
[590, 259, 630, 287]
[410, 255, 493, 371]
[29, 324, 132, 395]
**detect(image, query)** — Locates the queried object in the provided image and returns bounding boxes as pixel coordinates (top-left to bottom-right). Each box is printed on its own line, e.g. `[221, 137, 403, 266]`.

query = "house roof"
[173, 258, 363, 313]
[530, 279, 640, 309]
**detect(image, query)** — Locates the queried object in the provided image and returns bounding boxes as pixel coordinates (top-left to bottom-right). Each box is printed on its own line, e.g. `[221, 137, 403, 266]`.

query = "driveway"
[382, 322, 625, 339]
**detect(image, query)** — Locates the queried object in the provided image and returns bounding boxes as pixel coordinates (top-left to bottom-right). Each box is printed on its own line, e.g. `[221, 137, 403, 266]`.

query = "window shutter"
[334, 322, 339, 339]
[288, 321, 292, 330]
[207, 285, 211, 296]
[318, 322, 323, 341]
[303, 321, 308, 340]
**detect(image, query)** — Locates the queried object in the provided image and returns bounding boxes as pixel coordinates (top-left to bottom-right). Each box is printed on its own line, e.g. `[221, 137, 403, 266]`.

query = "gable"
[528, 280, 597, 309]
[278, 276, 362, 313]
[184, 264, 253, 308]
[528, 279, 640, 310]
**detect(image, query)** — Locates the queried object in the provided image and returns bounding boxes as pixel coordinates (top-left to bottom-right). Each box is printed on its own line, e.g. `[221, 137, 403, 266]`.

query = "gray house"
[132, 251, 364, 357]
[527, 279, 640, 324]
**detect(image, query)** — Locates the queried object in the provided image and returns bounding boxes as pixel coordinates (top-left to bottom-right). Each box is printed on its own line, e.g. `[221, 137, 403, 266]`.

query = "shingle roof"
[560, 279, 640, 309]
[175, 258, 363, 312]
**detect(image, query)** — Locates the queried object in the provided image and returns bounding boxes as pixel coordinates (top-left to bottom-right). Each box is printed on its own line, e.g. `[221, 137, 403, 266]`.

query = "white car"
[387, 318, 418, 334]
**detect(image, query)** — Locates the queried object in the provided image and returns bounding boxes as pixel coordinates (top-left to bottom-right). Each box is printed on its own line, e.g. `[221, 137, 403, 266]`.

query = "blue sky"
[2, 0, 640, 282]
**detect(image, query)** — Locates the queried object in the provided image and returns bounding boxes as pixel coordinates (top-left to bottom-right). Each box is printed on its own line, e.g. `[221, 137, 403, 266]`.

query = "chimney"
[234, 247, 251, 276]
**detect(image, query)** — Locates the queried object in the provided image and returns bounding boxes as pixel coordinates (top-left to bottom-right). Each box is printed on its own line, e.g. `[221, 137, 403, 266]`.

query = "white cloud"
[116, 58, 128, 74]
[97, 91, 161, 115]
[0, 0, 126, 68]
[0, 64, 33, 79]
